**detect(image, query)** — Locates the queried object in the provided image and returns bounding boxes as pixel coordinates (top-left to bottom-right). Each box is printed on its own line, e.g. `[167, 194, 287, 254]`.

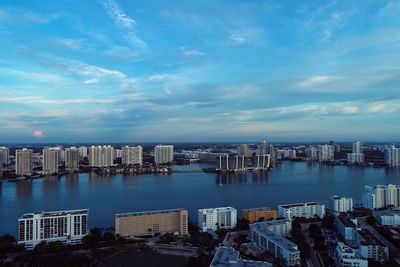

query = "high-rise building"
[330, 195, 353, 214]
[363, 185, 389, 209]
[243, 207, 277, 224]
[347, 141, 364, 164]
[252, 155, 270, 170]
[121, 146, 143, 165]
[115, 208, 188, 237]
[238, 144, 250, 157]
[384, 146, 400, 167]
[257, 140, 268, 155]
[283, 148, 296, 158]
[317, 145, 334, 162]
[154, 145, 174, 164]
[18, 209, 88, 249]
[16, 149, 33, 176]
[78, 146, 88, 158]
[43, 148, 60, 174]
[198, 207, 237, 232]
[306, 146, 318, 160]
[88, 145, 114, 167]
[0, 147, 9, 165]
[65, 147, 79, 172]
[278, 202, 326, 221]
[386, 184, 400, 207]
[216, 155, 247, 172]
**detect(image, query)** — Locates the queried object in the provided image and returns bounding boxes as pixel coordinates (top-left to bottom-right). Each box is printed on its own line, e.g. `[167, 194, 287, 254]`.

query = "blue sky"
[0, 0, 399, 143]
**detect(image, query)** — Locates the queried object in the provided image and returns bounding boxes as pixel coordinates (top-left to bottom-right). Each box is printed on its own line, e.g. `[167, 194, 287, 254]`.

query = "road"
[300, 222, 322, 267]
[358, 217, 400, 265]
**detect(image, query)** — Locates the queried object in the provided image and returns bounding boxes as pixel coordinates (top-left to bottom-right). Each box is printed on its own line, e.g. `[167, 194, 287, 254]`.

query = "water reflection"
[122, 175, 143, 185]
[216, 172, 247, 185]
[252, 171, 269, 183]
[0, 182, 2, 197]
[66, 173, 79, 191]
[16, 180, 32, 198]
[43, 176, 59, 195]
[89, 172, 112, 184]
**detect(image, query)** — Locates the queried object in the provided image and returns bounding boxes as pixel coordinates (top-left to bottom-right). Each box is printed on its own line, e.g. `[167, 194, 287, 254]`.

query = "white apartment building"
[16, 148, 33, 176]
[121, 146, 143, 165]
[198, 207, 237, 232]
[154, 145, 174, 164]
[43, 148, 60, 174]
[78, 146, 88, 158]
[318, 145, 334, 162]
[335, 242, 368, 267]
[249, 219, 292, 237]
[88, 145, 114, 167]
[18, 209, 89, 249]
[249, 222, 300, 266]
[278, 202, 326, 221]
[211, 246, 272, 267]
[384, 146, 400, 167]
[363, 184, 399, 209]
[330, 195, 353, 214]
[347, 141, 364, 164]
[65, 147, 80, 172]
[306, 146, 318, 159]
[374, 211, 400, 226]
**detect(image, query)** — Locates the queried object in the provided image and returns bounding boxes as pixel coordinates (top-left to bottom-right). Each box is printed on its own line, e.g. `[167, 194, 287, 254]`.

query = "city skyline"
[1, 0, 400, 143]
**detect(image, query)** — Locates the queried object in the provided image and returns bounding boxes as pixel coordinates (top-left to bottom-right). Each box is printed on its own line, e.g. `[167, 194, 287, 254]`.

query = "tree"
[0, 235, 16, 256]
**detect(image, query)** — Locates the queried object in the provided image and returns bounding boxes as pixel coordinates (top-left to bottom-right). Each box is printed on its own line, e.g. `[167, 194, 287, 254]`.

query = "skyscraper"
[65, 147, 79, 172]
[154, 145, 173, 164]
[257, 140, 268, 155]
[363, 185, 389, 209]
[306, 146, 318, 159]
[121, 146, 143, 165]
[88, 145, 114, 167]
[387, 184, 400, 207]
[330, 195, 353, 214]
[347, 141, 364, 163]
[384, 146, 400, 167]
[78, 146, 88, 158]
[0, 147, 9, 165]
[238, 144, 250, 156]
[16, 149, 33, 176]
[43, 148, 60, 174]
[317, 145, 334, 162]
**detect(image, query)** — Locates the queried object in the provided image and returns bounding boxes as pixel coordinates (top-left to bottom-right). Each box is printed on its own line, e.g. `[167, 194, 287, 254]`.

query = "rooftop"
[250, 219, 290, 231]
[243, 207, 274, 212]
[358, 229, 386, 246]
[116, 208, 186, 218]
[279, 202, 318, 208]
[210, 247, 272, 267]
[19, 209, 88, 219]
[336, 216, 357, 227]
[252, 228, 299, 253]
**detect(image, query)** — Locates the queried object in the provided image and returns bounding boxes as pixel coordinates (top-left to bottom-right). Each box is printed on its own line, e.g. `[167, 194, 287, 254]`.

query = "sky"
[0, 0, 400, 143]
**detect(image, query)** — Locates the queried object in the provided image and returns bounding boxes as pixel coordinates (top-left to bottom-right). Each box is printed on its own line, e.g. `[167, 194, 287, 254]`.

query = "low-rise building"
[250, 219, 292, 237]
[335, 242, 368, 267]
[278, 202, 325, 221]
[356, 229, 389, 264]
[115, 208, 188, 237]
[335, 216, 359, 241]
[374, 210, 400, 226]
[198, 207, 237, 232]
[243, 207, 277, 223]
[18, 209, 88, 249]
[210, 246, 272, 267]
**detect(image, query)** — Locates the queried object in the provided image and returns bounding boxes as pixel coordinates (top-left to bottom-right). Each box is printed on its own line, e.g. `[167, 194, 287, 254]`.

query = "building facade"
[330, 195, 353, 214]
[0, 147, 9, 165]
[65, 147, 79, 172]
[18, 209, 88, 249]
[115, 208, 188, 237]
[211, 246, 272, 267]
[16, 148, 33, 176]
[335, 242, 368, 267]
[154, 145, 174, 164]
[121, 146, 143, 165]
[384, 146, 400, 167]
[347, 141, 364, 164]
[88, 145, 114, 167]
[43, 148, 60, 174]
[278, 202, 326, 221]
[317, 145, 334, 162]
[198, 207, 237, 231]
[243, 207, 277, 224]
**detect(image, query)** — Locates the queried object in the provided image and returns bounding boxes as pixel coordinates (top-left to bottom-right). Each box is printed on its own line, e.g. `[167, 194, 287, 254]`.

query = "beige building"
[115, 208, 188, 237]
[243, 207, 277, 224]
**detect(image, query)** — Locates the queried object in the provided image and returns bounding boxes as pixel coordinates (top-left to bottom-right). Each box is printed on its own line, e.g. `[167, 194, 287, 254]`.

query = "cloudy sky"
[0, 0, 399, 143]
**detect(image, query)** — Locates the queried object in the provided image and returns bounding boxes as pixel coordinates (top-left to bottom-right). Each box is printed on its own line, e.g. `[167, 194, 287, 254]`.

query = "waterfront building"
[373, 211, 400, 226]
[154, 145, 174, 164]
[115, 208, 188, 237]
[43, 148, 60, 174]
[335, 242, 368, 267]
[238, 144, 250, 157]
[306, 146, 318, 160]
[65, 147, 79, 172]
[243, 207, 277, 223]
[268, 144, 275, 161]
[121, 146, 143, 165]
[88, 145, 114, 167]
[249, 221, 300, 266]
[18, 209, 88, 249]
[257, 141, 268, 156]
[347, 141, 364, 164]
[384, 146, 400, 167]
[278, 202, 325, 221]
[0, 152, 2, 176]
[317, 145, 334, 162]
[330, 195, 353, 214]
[15, 148, 33, 176]
[387, 184, 400, 207]
[198, 207, 237, 232]
[275, 149, 283, 160]
[252, 154, 270, 170]
[210, 246, 272, 267]
[0, 147, 9, 165]
[216, 155, 247, 172]
[362, 185, 393, 209]
[78, 146, 88, 158]
[197, 151, 229, 163]
[283, 149, 296, 158]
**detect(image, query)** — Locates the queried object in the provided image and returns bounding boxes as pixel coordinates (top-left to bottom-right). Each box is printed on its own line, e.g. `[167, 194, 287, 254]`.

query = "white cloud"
[101, 0, 136, 28]
[182, 50, 205, 57]
[32, 130, 44, 138]
[230, 33, 247, 45]
[0, 8, 58, 25]
[295, 75, 337, 89]
[53, 39, 83, 50]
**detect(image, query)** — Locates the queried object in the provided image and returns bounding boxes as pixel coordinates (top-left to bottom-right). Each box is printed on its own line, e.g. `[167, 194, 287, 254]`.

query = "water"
[1, 161, 399, 236]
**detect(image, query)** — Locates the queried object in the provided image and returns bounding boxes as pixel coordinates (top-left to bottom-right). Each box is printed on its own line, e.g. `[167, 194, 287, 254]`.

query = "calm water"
[1, 161, 400, 236]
